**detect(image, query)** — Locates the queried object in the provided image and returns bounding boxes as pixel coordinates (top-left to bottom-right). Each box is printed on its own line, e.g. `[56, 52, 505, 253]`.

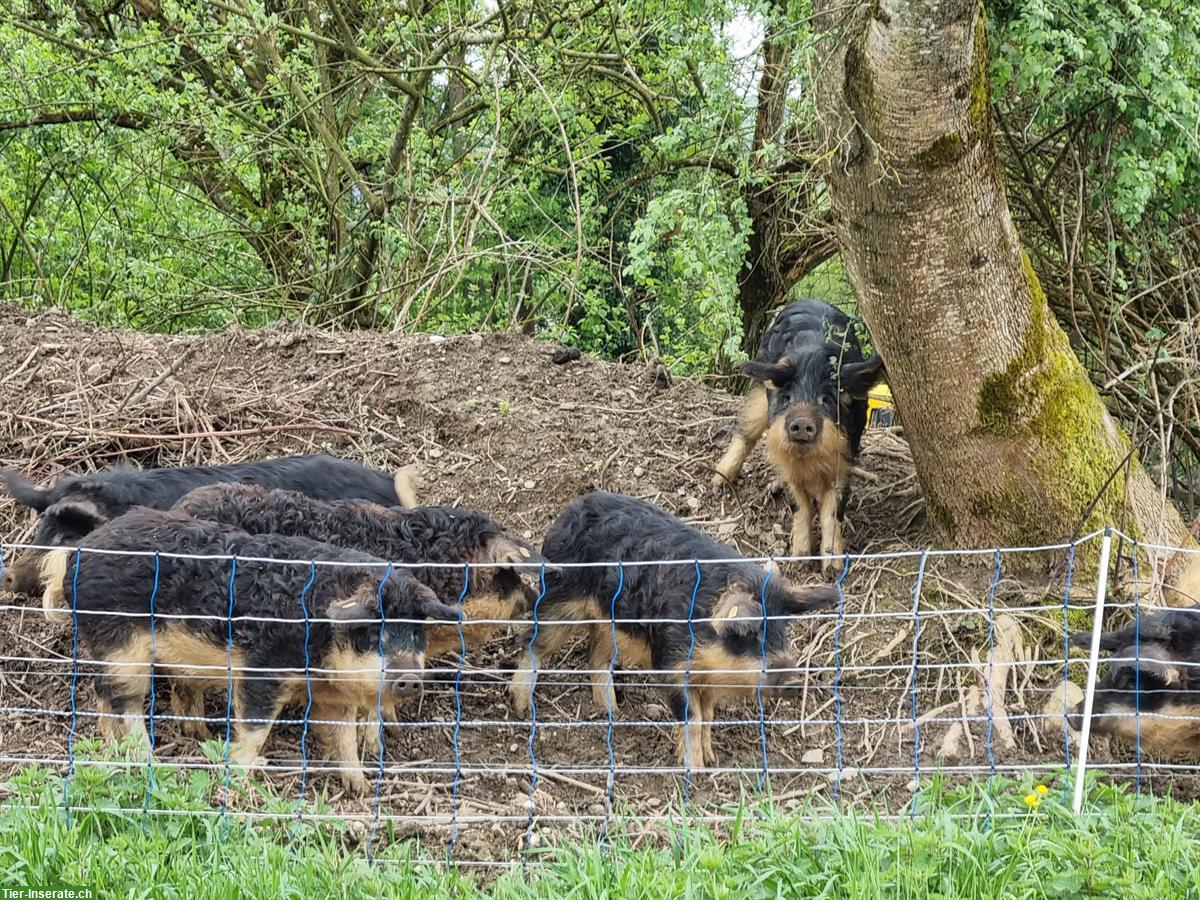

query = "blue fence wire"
[220, 556, 238, 837]
[755, 564, 772, 793]
[368, 562, 396, 860]
[522, 562, 548, 858]
[142, 552, 161, 821]
[984, 549, 1001, 829]
[295, 562, 318, 820]
[832, 554, 850, 804]
[601, 562, 625, 843]
[908, 550, 928, 816]
[448, 564, 471, 859]
[681, 559, 702, 803]
[63, 549, 82, 827]
[11, 526, 1195, 859]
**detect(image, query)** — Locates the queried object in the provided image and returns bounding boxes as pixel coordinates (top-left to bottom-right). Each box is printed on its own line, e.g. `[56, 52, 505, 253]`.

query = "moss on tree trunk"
[811, 0, 1198, 591]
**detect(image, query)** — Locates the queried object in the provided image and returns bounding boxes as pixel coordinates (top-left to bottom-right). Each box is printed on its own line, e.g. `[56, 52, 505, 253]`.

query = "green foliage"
[624, 181, 751, 372]
[4, 750, 1200, 898]
[0, 1, 842, 368]
[990, 1, 1200, 235]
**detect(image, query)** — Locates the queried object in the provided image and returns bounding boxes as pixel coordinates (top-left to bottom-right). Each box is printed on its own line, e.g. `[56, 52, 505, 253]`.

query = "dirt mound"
[0, 304, 921, 550]
[0, 305, 1152, 860]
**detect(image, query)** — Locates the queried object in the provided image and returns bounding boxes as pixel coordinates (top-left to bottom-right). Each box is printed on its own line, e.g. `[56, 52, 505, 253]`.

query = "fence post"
[1071, 526, 1113, 815]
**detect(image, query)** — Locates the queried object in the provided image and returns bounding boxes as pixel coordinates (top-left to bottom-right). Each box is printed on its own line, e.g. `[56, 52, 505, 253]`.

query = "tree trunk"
[810, 0, 1199, 591]
[737, 3, 839, 355]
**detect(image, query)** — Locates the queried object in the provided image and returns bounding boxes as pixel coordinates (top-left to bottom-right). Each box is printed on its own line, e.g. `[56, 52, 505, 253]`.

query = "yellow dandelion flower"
[1023, 792, 1041, 809]
[1035, 784, 1049, 796]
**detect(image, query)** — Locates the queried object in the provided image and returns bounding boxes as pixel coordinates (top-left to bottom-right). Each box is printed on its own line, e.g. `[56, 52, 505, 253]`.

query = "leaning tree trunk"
[811, 0, 1199, 594]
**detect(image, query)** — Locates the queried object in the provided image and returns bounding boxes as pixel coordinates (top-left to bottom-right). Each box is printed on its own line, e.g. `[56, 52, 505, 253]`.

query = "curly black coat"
[40, 507, 456, 794]
[3, 454, 404, 594]
[172, 483, 539, 655]
[509, 492, 836, 767]
[1067, 605, 1200, 752]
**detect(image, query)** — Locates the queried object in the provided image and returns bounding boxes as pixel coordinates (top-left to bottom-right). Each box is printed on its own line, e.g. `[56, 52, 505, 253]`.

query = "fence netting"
[0, 528, 1195, 862]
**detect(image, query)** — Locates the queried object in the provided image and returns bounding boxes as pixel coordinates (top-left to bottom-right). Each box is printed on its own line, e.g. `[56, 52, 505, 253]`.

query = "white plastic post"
[1072, 527, 1113, 815]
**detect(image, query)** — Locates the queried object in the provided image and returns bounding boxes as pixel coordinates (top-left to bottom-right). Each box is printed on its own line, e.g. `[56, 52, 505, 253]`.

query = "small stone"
[906, 778, 919, 792]
[522, 530, 533, 540]
[86, 362, 103, 378]
[499, 355, 512, 364]
[685, 496, 700, 511]
[718, 522, 737, 535]
[647, 797, 663, 808]
[470, 334, 484, 347]
[801, 748, 824, 765]
[523, 480, 536, 490]
[508, 743, 519, 753]
[826, 767, 858, 782]
[633, 466, 645, 477]
[428, 448, 443, 459]
[429, 335, 447, 344]
[345, 820, 367, 843]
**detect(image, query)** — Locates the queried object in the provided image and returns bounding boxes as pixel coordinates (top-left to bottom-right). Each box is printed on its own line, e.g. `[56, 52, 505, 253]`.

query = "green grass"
[2, 745, 1198, 899]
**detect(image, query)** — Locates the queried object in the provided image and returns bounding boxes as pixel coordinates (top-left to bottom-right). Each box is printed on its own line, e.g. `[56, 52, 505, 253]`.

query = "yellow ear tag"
[728, 605, 739, 618]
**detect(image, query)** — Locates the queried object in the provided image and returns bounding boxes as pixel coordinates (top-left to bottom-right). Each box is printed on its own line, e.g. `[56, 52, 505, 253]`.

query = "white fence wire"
[0, 527, 1196, 861]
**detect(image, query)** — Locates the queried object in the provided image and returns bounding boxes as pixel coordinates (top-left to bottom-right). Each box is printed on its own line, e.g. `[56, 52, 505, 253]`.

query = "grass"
[1, 744, 1198, 899]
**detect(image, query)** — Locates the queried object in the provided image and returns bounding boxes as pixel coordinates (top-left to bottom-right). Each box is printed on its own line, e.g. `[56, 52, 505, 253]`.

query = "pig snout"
[1066, 701, 1085, 732]
[784, 411, 823, 445]
[391, 671, 424, 696]
[387, 653, 426, 697]
[766, 656, 806, 691]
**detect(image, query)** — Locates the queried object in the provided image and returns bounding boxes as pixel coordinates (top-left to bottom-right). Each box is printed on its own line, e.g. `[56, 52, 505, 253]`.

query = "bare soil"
[0, 305, 1176, 860]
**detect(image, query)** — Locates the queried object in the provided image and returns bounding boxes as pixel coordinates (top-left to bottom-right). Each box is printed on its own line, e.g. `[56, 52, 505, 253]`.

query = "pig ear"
[327, 594, 376, 625]
[481, 535, 561, 575]
[485, 535, 545, 567]
[1069, 630, 1123, 652]
[778, 581, 839, 615]
[711, 588, 763, 638]
[44, 498, 106, 537]
[739, 358, 795, 389]
[393, 465, 421, 508]
[1, 470, 54, 511]
[839, 356, 885, 399]
[416, 585, 461, 622]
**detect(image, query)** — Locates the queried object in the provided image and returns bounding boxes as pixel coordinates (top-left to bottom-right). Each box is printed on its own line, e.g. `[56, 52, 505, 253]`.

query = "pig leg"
[671, 689, 707, 771]
[713, 386, 768, 488]
[96, 646, 151, 748]
[358, 697, 398, 760]
[229, 678, 283, 772]
[315, 702, 369, 797]
[699, 692, 719, 768]
[170, 682, 212, 741]
[818, 485, 845, 575]
[788, 489, 815, 561]
[508, 605, 589, 717]
[587, 624, 619, 714]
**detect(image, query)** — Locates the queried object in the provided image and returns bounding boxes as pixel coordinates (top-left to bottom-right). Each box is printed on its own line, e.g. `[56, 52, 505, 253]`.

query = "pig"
[507, 492, 837, 769]
[39, 507, 455, 796]
[2, 454, 418, 595]
[169, 482, 540, 756]
[170, 482, 539, 658]
[1069, 606, 1200, 754]
[712, 299, 884, 572]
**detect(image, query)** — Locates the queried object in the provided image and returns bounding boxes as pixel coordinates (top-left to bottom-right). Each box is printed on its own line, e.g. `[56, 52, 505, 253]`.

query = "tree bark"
[810, 0, 1199, 591]
[736, 4, 840, 355]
